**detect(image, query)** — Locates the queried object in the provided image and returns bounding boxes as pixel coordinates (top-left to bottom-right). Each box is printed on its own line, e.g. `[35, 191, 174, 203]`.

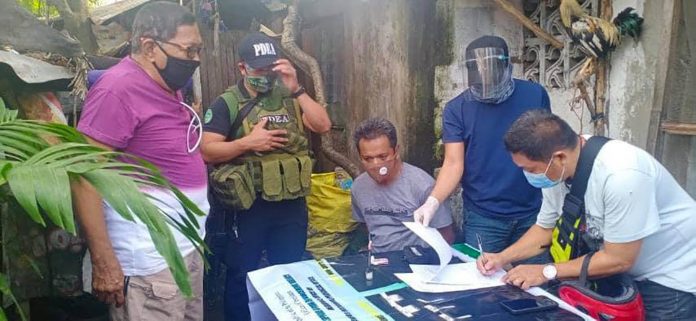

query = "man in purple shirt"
[73, 2, 208, 320]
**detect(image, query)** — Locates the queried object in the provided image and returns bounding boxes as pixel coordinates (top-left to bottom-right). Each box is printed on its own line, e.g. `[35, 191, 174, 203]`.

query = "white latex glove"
[414, 196, 440, 227]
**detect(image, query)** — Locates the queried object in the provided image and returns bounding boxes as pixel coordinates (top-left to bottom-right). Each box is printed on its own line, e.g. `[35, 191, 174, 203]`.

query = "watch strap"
[290, 86, 306, 99]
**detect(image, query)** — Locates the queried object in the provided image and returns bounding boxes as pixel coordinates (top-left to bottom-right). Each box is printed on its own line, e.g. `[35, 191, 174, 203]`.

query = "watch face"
[543, 264, 557, 280]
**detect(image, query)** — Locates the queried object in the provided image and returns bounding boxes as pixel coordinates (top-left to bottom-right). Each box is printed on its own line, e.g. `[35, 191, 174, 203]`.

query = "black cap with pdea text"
[239, 32, 280, 69]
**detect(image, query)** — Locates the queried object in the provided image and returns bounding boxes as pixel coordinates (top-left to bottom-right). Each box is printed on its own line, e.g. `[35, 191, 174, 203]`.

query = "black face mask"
[154, 45, 199, 91]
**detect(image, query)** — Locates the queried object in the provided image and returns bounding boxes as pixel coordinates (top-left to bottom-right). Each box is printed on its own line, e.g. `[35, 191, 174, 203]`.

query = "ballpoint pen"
[476, 233, 486, 263]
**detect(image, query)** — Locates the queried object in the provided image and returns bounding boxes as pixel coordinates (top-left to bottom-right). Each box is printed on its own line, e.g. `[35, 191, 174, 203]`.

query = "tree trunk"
[281, 1, 361, 178]
[48, 0, 99, 54]
[0, 0, 83, 57]
[64, 18, 98, 54]
[62, 17, 99, 54]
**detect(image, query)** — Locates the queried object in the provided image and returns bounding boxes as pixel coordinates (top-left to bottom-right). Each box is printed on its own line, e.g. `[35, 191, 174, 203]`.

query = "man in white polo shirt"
[478, 109, 696, 320]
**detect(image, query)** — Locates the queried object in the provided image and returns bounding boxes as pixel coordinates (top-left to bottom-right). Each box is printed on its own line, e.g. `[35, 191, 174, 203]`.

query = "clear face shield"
[464, 47, 511, 100]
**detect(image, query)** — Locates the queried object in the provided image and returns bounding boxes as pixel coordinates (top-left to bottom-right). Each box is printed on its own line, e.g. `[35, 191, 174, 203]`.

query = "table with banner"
[247, 244, 594, 321]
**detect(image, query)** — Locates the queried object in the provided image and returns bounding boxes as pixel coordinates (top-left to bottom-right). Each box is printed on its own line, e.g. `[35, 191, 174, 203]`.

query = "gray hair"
[130, 1, 197, 54]
[353, 118, 398, 152]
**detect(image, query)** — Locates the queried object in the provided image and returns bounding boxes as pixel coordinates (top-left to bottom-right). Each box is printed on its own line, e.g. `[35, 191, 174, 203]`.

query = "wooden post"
[212, 0, 220, 57]
[592, 0, 613, 136]
[646, 0, 680, 156]
[573, 59, 597, 127]
[192, 68, 203, 115]
[593, 59, 606, 136]
[661, 122, 696, 136]
[492, 0, 564, 49]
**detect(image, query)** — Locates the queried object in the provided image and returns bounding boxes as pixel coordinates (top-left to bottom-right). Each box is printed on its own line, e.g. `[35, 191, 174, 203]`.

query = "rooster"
[560, 0, 644, 59]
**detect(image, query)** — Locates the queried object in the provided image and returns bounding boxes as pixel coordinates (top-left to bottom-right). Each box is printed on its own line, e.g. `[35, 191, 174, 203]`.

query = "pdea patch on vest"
[260, 114, 290, 123]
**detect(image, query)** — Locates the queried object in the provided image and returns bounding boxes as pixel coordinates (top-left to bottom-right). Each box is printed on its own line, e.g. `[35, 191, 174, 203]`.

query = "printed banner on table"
[247, 247, 590, 321]
[248, 259, 393, 321]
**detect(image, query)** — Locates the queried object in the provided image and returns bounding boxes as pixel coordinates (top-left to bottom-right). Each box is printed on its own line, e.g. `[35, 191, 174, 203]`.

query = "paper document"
[396, 262, 505, 293]
[415, 263, 505, 286]
[403, 221, 452, 281]
[401, 222, 505, 293]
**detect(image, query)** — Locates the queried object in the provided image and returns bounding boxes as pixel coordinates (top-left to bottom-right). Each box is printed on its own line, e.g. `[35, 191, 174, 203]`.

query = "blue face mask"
[523, 156, 565, 189]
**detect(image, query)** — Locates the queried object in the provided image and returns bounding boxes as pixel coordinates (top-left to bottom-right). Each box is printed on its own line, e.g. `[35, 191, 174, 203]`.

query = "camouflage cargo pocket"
[280, 157, 301, 198]
[260, 159, 283, 201]
[210, 163, 256, 211]
[298, 155, 313, 193]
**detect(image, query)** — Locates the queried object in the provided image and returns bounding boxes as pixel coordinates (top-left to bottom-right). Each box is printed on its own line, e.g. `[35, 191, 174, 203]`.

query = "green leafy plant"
[0, 98, 206, 312]
[0, 272, 26, 321]
[16, 0, 100, 17]
[16, 0, 58, 18]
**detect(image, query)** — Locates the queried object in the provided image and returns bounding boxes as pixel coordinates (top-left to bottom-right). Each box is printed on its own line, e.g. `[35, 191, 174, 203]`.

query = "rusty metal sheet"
[0, 50, 74, 84]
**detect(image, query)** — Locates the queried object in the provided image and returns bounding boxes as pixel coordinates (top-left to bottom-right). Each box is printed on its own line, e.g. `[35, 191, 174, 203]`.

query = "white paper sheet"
[414, 263, 505, 286]
[403, 221, 452, 281]
[395, 262, 505, 293]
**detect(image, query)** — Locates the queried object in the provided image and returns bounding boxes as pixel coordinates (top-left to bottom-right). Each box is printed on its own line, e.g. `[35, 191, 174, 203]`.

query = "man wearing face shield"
[414, 36, 551, 265]
[201, 32, 331, 321]
[75, 2, 209, 320]
[351, 118, 454, 254]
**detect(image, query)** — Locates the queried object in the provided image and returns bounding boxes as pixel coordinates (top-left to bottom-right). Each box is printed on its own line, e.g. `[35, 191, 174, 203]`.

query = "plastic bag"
[306, 172, 357, 234]
[305, 172, 358, 258]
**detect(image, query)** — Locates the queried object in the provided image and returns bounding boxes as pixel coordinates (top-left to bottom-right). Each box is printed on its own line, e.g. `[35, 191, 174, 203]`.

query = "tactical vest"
[210, 85, 312, 210]
[550, 195, 593, 262]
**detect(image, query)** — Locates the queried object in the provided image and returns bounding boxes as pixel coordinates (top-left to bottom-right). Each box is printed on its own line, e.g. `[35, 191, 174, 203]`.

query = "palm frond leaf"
[0, 99, 206, 297]
[6, 166, 45, 227]
[0, 99, 18, 124]
[82, 170, 193, 295]
[0, 272, 27, 321]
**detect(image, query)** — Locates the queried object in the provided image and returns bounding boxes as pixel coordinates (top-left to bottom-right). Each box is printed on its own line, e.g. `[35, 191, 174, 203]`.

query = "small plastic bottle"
[334, 166, 353, 190]
[365, 267, 374, 281]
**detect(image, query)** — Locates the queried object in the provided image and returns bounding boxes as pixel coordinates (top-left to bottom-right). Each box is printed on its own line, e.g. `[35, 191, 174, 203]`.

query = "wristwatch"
[290, 86, 306, 98]
[542, 263, 558, 280]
